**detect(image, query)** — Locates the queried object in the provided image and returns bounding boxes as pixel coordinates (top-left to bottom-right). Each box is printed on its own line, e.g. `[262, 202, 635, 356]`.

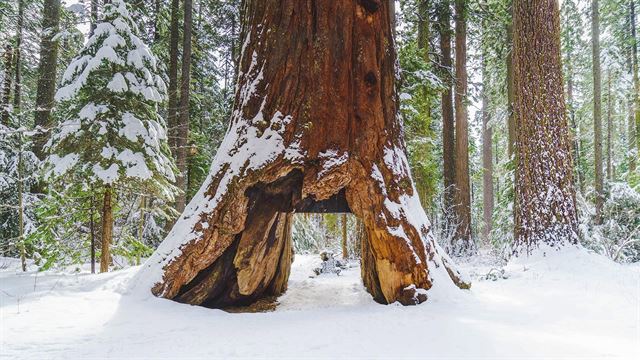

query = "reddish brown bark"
[142, 0, 469, 309]
[175, 0, 193, 213]
[453, 0, 472, 249]
[100, 185, 113, 273]
[512, 0, 578, 253]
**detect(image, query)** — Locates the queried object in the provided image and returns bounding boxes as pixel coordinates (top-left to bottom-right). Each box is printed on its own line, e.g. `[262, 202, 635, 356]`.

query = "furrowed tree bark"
[139, 0, 469, 309]
[100, 185, 113, 273]
[513, 0, 578, 253]
[175, 0, 193, 213]
[592, 0, 604, 224]
[453, 0, 472, 250]
[33, 0, 61, 161]
[437, 0, 455, 218]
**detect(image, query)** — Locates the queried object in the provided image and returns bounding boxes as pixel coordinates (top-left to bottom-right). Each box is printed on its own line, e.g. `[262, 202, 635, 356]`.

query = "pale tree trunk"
[175, 0, 193, 213]
[513, 0, 578, 253]
[454, 0, 472, 250]
[33, 0, 61, 160]
[631, 1, 639, 174]
[592, 0, 604, 224]
[0, 44, 12, 126]
[437, 1, 455, 218]
[139, 0, 469, 309]
[100, 185, 113, 273]
[607, 70, 613, 181]
[342, 214, 348, 259]
[13, 0, 23, 113]
[565, 20, 583, 193]
[17, 132, 25, 271]
[481, 41, 493, 244]
[506, 1, 516, 160]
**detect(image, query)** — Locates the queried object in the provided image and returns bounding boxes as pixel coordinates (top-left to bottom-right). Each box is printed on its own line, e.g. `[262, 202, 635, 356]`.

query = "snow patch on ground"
[1, 251, 638, 359]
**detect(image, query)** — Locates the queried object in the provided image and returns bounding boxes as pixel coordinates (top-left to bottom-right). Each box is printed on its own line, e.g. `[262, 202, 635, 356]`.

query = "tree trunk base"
[137, 0, 470, 309]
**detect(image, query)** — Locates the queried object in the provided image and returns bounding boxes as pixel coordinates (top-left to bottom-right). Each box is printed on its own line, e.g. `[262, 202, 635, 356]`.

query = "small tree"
[44, 0, 176, 272]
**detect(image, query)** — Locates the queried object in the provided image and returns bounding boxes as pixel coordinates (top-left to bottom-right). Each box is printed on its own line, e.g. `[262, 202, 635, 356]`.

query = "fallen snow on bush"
[1, 249, 638, 359]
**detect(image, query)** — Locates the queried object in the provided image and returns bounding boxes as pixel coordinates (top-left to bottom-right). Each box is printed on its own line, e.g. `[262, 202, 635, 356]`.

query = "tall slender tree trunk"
[416, 0, 431, 207]
[567, 46, 583, 193]
[167, 0, 180, 153]
[176, 0, 193, 213]
[506, 1, 516, 160]
[100, 185, 113, 273]
[90, 0, 98, 36]
[607, 70, 613, 181]
[13, 0, 24, 113]
[34, 0, 61, 161]
[341, 214, 348, 259]
[630, 0, 639, 174]
[90, 193, 96, 274]
[454, 0, 472, 249]
[481, 43, 493, 245]
[0, 44, 12, 125]
[512, 0, 578, 253]
[17, 132, 25, 271]
[592, 0, 604, 224]
[437, 1, 455, 219]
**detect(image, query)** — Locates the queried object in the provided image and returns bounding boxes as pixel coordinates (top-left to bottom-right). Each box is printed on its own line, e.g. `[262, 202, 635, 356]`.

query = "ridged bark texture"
[140, 0, 469, 309]
[512, 0, 578, 253]
[453, 0, 472, 249]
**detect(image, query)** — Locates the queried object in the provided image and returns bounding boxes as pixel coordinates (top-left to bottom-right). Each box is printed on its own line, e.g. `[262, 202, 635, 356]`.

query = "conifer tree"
[44, 0, 176, 272]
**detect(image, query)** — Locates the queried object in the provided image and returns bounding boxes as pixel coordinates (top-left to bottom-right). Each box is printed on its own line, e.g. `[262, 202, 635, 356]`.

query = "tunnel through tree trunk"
[138, 0, 469, 309]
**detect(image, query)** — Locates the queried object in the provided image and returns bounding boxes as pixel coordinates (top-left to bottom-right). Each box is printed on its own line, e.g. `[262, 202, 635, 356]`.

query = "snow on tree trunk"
[512, 0, 579, 254]
[138, 0, 469, 308]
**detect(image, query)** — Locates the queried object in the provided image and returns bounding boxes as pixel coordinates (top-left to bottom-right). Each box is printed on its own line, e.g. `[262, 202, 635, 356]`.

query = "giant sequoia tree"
[138, 0, 469, 308]
[512, 0, 578, 253]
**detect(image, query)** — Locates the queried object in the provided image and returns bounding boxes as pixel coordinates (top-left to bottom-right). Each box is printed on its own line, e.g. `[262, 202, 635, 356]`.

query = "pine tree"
[44, 0, 176, 272]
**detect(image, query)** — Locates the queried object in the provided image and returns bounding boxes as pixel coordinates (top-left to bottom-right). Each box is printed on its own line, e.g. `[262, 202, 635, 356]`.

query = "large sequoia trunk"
[512, 0, 578, 253]
[137, 0, 469, 308]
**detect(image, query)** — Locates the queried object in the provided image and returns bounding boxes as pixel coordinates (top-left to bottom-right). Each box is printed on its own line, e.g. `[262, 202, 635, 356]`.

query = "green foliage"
[25, 185, 93, 270]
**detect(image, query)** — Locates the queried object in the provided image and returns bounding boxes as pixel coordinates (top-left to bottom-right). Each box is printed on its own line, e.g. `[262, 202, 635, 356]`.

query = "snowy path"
[1, 249, 639, 359]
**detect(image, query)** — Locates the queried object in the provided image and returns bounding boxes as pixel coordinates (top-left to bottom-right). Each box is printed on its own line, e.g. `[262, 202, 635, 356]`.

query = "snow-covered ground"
[1, 248, 639, 359]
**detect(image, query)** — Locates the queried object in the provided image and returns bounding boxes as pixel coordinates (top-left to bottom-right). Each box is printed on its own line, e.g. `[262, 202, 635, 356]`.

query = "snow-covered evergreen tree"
[44, 0, 176, 272]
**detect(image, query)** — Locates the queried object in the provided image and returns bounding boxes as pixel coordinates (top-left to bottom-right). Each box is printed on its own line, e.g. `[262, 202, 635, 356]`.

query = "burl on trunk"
[138, 0, 469, 308]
